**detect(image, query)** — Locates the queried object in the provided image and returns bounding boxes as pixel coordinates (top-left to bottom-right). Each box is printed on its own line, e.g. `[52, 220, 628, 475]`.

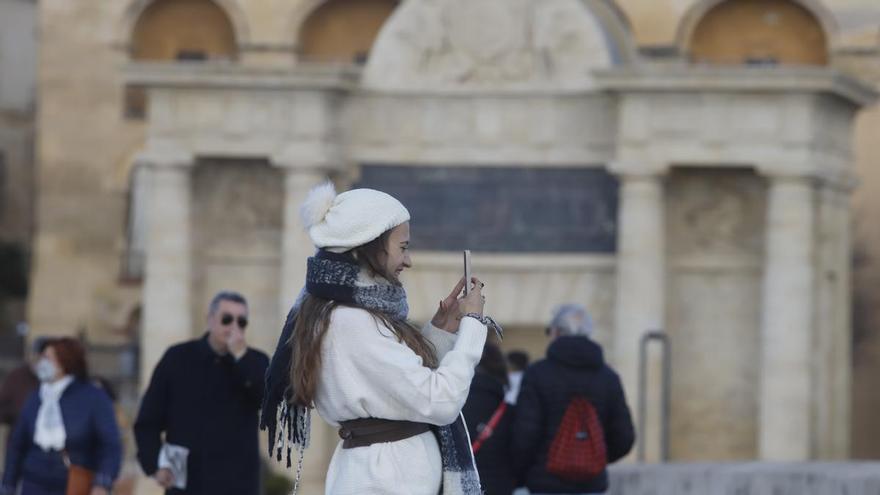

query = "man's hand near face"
[228, 325, 247, 360]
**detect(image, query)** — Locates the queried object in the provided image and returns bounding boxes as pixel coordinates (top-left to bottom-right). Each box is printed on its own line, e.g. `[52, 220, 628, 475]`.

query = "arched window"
[126, 0, 237, 118]
[688, 0, 827, 66]
[298, 0, 398, 63]
[131, 0, 237, 62]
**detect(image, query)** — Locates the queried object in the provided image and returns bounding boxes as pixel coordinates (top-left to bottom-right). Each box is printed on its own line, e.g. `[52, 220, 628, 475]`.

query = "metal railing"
[637, 330, 671, 462]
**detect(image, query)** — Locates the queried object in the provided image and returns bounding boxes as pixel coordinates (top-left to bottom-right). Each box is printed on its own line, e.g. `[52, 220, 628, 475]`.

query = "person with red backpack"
[511, 304, 635, 495]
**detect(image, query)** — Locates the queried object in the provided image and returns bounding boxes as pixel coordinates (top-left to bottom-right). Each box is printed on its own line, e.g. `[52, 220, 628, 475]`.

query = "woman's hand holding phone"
[431, 276, 485, 333]
[459, 277, 484, 317]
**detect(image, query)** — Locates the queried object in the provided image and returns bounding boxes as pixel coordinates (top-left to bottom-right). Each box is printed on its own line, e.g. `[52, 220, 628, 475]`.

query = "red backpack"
[545, 396, 607, 481]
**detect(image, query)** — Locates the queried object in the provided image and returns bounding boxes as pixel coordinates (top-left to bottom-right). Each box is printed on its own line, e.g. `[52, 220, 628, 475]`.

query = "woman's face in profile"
[384, 222, 412, 280]
[38, 346, 64, 382]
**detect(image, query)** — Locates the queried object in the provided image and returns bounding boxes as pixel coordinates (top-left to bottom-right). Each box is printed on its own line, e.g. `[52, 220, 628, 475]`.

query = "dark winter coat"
[133, 335, 269, 495]
[511, 336, 635, 494]
[1, 380, 122, 493]
[0, 364, 39, 427]
[462, 370, 515, 495]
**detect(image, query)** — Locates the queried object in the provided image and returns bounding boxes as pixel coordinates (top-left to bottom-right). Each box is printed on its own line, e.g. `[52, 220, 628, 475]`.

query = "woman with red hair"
[1, 337, 121, 495]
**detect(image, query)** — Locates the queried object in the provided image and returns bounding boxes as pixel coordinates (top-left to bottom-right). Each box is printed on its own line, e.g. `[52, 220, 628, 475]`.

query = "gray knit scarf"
[261, 250, 482, 494]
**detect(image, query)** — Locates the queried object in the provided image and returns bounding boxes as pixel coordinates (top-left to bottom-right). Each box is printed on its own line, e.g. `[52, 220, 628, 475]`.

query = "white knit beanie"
[300, 182, 411, 252]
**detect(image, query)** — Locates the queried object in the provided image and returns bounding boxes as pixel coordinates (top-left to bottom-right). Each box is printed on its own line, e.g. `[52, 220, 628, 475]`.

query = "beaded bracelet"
[461, 313, 504, 341]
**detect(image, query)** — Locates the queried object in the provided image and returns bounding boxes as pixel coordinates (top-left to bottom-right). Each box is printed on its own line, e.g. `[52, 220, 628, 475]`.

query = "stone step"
[608, 462, 880, 495]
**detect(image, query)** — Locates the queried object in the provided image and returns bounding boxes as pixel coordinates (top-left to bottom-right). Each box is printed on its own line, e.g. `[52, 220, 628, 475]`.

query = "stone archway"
[130, 0, 238, 61]
[118, 0, 250, 51]
[677, 0, 836, 65]
[295, 0, 399, 63]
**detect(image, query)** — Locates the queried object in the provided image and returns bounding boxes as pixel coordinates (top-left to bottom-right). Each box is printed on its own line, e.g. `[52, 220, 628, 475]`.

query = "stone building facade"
[22, 0, 880, 492]
[0, 0, 36, 357]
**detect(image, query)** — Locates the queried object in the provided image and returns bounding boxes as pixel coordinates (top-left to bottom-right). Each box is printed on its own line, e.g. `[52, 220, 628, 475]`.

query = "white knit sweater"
[314, 306, 487, 495]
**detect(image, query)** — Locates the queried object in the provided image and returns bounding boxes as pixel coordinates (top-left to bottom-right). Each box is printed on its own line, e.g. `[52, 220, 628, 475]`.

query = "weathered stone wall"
[0, 0, 36, 245]
[191, 159, 284, 353]
[0, 0, 37, 113]
[665, 169, 766, 460]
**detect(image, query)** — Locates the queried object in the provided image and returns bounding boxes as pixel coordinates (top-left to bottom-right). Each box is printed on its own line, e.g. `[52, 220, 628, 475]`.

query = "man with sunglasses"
[134, 291, 269, 495]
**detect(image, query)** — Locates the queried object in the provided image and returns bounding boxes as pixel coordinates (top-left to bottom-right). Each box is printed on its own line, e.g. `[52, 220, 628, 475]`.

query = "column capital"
[135, 144, 195, 170]
[270, 141, 346, 173]
[754, 159, 826, 181]
[759, 166, 857, 195]
[817, 171, 858, 194]
[607, 160, 669, 179]
[760, 173, 814, 185]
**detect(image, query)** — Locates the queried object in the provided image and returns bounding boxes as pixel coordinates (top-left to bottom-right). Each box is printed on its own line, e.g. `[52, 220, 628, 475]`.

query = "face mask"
[35, 358, 58, 382]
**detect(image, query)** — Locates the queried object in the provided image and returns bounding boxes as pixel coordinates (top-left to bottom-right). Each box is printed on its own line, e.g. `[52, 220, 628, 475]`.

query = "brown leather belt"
[338, 418, 432, 449]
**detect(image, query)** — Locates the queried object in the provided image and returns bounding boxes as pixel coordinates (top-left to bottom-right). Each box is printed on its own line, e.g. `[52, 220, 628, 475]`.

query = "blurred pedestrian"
[511, 305, 635, 495]
[134, 291, 269, 495]
[463, 343, 515, 495]
[1, 337, 122, 495]
[504, 350, 529, 405]
[0, 338, 48, 429]
[91, 377, 129, 448]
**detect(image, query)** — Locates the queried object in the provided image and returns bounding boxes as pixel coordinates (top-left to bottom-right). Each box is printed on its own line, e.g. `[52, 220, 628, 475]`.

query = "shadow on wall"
[851, 239, 880, 459]
[0, 241, 29, 360]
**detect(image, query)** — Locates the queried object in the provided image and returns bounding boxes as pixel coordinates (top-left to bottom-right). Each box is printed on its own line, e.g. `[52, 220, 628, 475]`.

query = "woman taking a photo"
[262, 183, 494, 495]
[1, 337, 121, 495]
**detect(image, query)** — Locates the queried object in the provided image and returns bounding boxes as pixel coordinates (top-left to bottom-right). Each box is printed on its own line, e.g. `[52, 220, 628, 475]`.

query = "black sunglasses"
[220, 313, 248, 329]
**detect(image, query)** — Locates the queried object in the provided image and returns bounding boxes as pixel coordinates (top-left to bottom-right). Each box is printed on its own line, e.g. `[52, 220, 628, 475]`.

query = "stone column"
[812, 179, 853, 460]
[270, 159, 334, 493]
[613, 172, 666, 462]
[827, 182, 853, 459]
[274, 165, 331, 315]
[139, 152, 195, 389]
[759, 175, 815, 460]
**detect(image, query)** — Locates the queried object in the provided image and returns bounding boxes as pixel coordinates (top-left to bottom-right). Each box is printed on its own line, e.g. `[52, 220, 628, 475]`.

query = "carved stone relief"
[363, 0, 617, 89]
[192, 159, 283, 259]
[666, 168, 766, 260]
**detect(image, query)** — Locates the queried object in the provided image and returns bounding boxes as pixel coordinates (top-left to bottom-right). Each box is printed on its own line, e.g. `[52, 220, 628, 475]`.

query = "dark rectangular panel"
[354, 165, 618, 253]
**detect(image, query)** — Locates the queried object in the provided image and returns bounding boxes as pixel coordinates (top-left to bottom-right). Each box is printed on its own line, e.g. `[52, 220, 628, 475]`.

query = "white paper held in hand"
[463, 250, 471, 295]
[158, 443, 189, 490]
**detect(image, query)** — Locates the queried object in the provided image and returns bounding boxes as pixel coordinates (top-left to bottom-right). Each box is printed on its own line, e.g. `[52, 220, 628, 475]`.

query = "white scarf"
[34, 375, 74, 452]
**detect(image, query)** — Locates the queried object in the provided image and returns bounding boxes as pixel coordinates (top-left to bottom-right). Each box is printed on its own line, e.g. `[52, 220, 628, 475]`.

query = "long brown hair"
[47, 337, 89, 381]
[290, 230, 438, 407]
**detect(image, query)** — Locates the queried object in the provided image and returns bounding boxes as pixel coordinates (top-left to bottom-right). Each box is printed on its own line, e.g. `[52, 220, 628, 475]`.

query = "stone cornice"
[122, 61, 360, 92]
[595, 66, 878, 108]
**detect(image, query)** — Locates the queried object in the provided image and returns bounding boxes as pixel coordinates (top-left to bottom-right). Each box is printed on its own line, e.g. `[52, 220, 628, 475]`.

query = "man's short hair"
[507, 350, 530, 372]
[31, 336, 50, 355]
[208, 291, 248, 315]
[548, 304, 594, 337]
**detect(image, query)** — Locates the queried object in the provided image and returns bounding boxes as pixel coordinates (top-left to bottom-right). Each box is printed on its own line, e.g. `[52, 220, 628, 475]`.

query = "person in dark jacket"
[0, 338, 49, 430]
[504, 350, 529, 405]
[511, 304, 635, 495]
[1, 337, 122, 495]
[134, 291, 269, 495]
[462, 343, 515, 495]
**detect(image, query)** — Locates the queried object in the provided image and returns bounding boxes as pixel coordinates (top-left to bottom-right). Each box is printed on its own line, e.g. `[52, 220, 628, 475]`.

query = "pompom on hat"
[300, 182, 410, 252]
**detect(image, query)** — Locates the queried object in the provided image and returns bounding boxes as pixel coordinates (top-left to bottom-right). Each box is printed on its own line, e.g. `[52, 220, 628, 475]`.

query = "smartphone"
[463, 250, 472, 295]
